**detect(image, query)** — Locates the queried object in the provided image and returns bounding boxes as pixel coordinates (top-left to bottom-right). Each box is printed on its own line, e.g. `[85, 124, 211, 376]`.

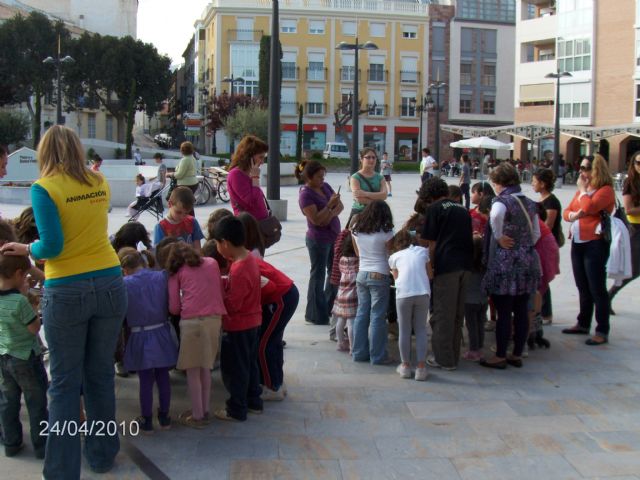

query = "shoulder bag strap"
[354, 172, 375, 192]
[511, 194, 534, 241]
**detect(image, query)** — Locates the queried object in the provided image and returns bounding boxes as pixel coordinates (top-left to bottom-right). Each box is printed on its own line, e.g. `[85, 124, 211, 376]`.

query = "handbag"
[600, 210, 612, 244]
[232, 193, 282, 249]
[613, 197, 634, 236]
[557, 228, 566, 248]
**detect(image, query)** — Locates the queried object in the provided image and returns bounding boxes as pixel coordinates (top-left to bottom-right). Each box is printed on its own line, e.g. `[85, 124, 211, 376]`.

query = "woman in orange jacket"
[562, 154, 615, 345]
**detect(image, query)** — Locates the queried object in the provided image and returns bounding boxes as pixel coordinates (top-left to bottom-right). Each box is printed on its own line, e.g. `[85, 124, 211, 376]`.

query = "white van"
[323, 142, 350, 159]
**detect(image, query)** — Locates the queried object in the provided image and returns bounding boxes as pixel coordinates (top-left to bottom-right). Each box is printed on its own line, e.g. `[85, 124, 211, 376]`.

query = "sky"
[137, 0, 210, 66]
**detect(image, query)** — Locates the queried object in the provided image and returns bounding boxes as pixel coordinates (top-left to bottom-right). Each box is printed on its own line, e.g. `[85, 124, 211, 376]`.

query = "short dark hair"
[471, 181, 495, 197]
[180, 141, 195, 156]
[461, 154, 470, 164]
[207, 208, 233, 239]
[112, 221, 152, 251]
[202, 239, 228, 270]
[489, 162, 520, 187]
[153, 152, 163, 159]
[0, 252, 30, 279]
[300, 160, 326, 183]
[419, 177, 449, 203]
[212, 216, 245, 247]
[422, 148, 430, 155]
[169, 186, 195, 209]
[533, 167, 556, 192]
[448, 185, 462, 203]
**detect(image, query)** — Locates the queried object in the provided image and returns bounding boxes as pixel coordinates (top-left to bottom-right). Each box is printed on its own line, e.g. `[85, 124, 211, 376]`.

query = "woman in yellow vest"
[1, 126, 127, 479]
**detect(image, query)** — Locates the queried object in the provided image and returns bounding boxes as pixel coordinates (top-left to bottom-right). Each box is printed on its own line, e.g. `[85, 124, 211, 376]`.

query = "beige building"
[514, 0, 639, 172]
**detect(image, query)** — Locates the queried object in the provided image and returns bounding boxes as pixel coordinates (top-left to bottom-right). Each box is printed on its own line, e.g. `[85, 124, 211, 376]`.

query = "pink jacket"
[168, 257, 227, 319]
[227, 167, 269, 220]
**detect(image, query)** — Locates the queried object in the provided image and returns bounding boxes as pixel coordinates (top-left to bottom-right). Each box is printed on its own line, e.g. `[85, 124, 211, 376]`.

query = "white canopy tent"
[450, 136, 510, 150]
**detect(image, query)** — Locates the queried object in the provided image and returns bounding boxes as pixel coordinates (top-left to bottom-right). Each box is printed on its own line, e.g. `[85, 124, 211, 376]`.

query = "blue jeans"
[305, 237, 333, 325]
[352, 271, 390, 364]
[0, 352, 48, 454]
[42, 275, 127, 479]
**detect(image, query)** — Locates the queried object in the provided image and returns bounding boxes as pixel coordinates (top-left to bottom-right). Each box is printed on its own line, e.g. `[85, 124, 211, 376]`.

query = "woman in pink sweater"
[227, 135, 269, 221]
[167, 242, 226, 428]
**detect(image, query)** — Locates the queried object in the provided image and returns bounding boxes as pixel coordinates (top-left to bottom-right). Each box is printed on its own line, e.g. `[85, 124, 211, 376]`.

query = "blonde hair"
[37, 125, 101, 186]
[590, 154, 613, 190]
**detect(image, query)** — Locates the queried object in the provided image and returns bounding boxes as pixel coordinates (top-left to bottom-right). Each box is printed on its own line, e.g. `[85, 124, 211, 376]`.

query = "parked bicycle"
[194, 166, 230, 205]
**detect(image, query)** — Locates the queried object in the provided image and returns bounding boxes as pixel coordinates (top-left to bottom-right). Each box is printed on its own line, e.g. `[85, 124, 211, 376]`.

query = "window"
[307, 53, 325, 81]
[369, 56, 385, 82]
[105, 116, 113, 142]
[281, 87, 297, 115]
[636, 38, 640, 67]
[340, 92, 351, 113]
[307, 87, 324, 115]
[636, 85, 640, 117]
[368, 90, 385, 116]
[482, 64, 496, 86]
[309, 20, 324, 35]
[341, 53, 355, 81]
[460, 98, 472, 113]
[88, 113, 96, 139]
[281, 19, 296, 33]
[557, 38, 591, 73]
[432, 25, 445, 55]
[561, 102, 590, 118]
[342, 21, 356, 36]
[400, 57, 418, 83]
[458, 0, 515, 23]
[231, 44, 260, 79]
[236, 18, 254, 41]
[482, 99, 495, 114]
[400, 96, 416, 117]
[460, 63, 472, 85]
[370, 22, 385, 37]
[282, 52, 297, 80]
[402, 25, 417, 39]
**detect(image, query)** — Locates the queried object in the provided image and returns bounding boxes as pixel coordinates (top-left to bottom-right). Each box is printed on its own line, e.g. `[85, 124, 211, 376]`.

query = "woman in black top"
[532, 168, 562, 324]
[609, 152, 640, 312]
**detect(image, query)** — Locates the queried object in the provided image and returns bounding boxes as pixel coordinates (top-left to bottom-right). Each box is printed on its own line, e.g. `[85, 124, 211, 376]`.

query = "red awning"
[303, 124, 327, 132]
[364, 125, 386, 133]
[395, 126, 419, 134]
[338, 125, 352, 133]
[282, 124, 297, 132]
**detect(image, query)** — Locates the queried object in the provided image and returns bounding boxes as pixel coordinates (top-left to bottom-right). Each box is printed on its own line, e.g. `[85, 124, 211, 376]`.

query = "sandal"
[585, 337, 608, 346]
[479, 359, 507, 370]
[561, 326, 589, 335]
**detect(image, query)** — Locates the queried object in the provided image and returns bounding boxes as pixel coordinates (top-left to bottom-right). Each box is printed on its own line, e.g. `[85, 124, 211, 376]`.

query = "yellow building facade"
[197, 0, 442, 160]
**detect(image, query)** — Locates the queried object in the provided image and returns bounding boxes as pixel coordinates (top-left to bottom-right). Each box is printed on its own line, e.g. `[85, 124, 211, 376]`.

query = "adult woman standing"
[227, 135, 269, 221]
[1, 126, 127, 478]
[480, 163, 541, 369]
[168, 141, 199, 194]
[531, 167, 562, 324]
[609, 152, 640, 309]
[562, 154, 615, 345]
[297, 160, 343, 325]
[349, 148, 388, 217]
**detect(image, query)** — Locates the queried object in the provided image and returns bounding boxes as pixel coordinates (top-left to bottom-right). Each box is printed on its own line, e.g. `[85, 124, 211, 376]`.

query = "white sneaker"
[414, 367, 428, 381]
[426, 355, 457, 371]
[396, 364, 412, 379]
[261, 386, 285, 401]
[522, 344, 529, 358]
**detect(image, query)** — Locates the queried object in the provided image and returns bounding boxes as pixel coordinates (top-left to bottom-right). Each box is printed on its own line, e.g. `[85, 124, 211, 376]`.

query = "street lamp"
[43, 35, 74, 125]
[200, 87, 209, 155]
[222, 74, 245, 153]
[545, 69, 572, 178]
[425, 76, 446, 176]
[411, 94, 428, 159]
[336, 38, 379, 174]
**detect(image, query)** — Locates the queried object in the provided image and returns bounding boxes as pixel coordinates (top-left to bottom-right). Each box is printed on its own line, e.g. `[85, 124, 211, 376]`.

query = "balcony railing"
[227, 29, 263, 42]
[280, 101, 299, 115]
[208, 0, 444, 15]
[306, 102, 326, 115]
[367, 103, 387, 117]
[282, 65, 299, 81]
[306, 67, 328, 81]
[340, 66, 360, 82]
[367, 69, 388, 83]
[482, 75, 496, 87]
[399, 105, 416, 117]
[399, 70, 420, 84]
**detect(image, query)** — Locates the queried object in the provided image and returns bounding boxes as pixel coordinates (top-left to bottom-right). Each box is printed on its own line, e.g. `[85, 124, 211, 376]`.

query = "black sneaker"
[134, 415, 154, 434]
[158, 411, 171, 430]
[4, 443, 24, 457]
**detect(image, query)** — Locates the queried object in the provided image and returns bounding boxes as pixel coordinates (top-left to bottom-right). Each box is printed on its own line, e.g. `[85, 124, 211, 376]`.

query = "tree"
[333, 94, 369, 157]
[295, 104, 303, 162]
[64, 33, 172, 157]
[258, 35, 282, 106]
[0, 111, 30, 146]
[224, 105, 269, 145]
[0, 12, 68, 146]
[207, 92, 256, 151]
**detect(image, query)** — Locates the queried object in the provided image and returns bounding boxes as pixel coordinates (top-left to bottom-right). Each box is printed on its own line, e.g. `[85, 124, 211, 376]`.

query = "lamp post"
[43, 35, 74, 125]
[425, 76, 446, 176]
[200, 87, 208, 155]
[267, 0, 281, 201]
[411, 94, 428, 159]
[222, 74, 245, 153]
[545, 69, 572, 178]
[336, 38, 379, 174]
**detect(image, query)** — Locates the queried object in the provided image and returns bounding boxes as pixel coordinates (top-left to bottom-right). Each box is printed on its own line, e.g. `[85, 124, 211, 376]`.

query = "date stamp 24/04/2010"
[39, 420, 140, 437]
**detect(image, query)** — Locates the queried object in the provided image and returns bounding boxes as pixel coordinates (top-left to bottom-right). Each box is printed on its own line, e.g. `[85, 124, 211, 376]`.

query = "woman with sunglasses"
[349, 148, 388, 217]
[562, 154, 615, 345]
[609, 152, 640, 311]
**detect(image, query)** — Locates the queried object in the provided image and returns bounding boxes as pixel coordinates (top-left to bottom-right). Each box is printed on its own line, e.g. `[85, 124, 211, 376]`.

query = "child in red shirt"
[211, 216, 262, 421]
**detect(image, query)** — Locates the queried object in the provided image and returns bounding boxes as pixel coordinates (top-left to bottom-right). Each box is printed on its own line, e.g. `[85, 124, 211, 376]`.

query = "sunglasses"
[579, 165, 591, 172]
[363, 155, 377, 160]
[634, 160, 640, 166]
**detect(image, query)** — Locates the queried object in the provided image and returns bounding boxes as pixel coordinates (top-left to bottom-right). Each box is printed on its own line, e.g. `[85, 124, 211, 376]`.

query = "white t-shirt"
[353, 230, 394, 274]
[420, 156, 437, 175]
[388, 245, 431, 299]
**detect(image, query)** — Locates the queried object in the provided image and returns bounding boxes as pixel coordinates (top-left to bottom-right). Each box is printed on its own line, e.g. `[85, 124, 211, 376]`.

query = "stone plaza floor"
[0, 171, 639, 479]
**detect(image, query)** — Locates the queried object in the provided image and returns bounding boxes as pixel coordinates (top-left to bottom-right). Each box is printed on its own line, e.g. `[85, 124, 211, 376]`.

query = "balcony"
[399, 70, 420, 84]
[280, 101, 299, 116]
[227, 29, 263, 42]
[517, 59, 557, 86]
[518, 12, 556, 44]
[368, 69, 388, 83]
[282, 65, 299, 81]
[306, 102, 326, 115]
[340, 66, 360, 82]
[367, 103, 387, 117]
[306, 67, 328, 82]
[399, 105, 416, 118]
[208, 0, 442, 16]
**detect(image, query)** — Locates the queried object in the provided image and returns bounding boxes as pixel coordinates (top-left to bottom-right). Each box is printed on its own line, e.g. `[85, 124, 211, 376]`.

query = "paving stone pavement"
[0, 171, 639, 479]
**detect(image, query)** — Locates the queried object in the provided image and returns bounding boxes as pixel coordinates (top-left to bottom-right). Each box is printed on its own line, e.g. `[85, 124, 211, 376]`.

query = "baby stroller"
[128, 182, 169, 222]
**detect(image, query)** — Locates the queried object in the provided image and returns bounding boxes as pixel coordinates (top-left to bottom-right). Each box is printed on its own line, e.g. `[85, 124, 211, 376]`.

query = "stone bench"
[259, 162, 298, 187]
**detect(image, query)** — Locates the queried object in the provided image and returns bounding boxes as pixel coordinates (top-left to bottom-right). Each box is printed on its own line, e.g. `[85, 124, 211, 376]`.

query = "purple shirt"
[298, 183, 340, 244]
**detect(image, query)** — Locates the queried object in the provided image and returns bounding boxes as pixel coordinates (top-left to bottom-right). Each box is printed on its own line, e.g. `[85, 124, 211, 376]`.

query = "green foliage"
[295, 104, 303, 163]
[224, 106, 269, 145]
[257, 35, 282, 106]
[0, 12, 69, 146]
[86, 148, 96, 161]
[0, 111, 30, 146]
[114, 147, 125, 159]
